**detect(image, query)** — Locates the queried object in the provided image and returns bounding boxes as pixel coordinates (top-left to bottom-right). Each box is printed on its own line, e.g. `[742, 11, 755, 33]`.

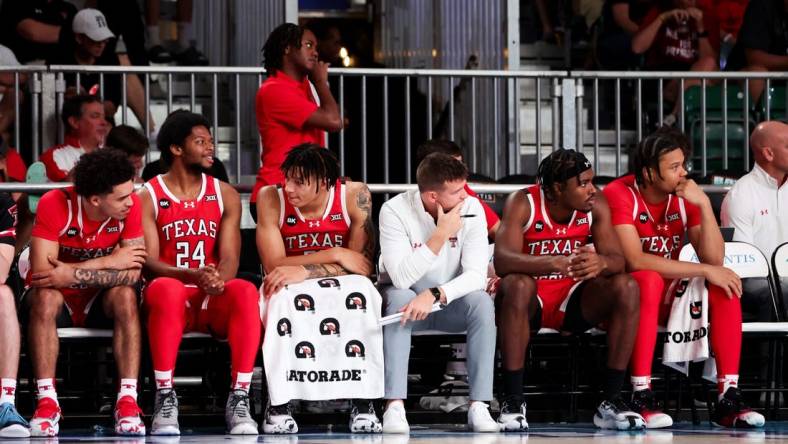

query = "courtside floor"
[6, 423, 788, 443]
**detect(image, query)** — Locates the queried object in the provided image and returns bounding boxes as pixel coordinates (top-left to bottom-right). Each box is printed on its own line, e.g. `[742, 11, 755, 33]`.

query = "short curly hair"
[156, 110, 211, 166]
[632, 126, 691, 186]
[73, 149, 135, 197]
[262, 23, 305, 74]
[281, 143, 340, 193]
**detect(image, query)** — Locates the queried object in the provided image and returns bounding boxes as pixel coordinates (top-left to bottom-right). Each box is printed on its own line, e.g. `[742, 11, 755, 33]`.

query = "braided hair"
[537, 149, 592, 201]
[280, 143, 340, 193]
[262, 23, 305, 74]
[632, 126, 690, 186]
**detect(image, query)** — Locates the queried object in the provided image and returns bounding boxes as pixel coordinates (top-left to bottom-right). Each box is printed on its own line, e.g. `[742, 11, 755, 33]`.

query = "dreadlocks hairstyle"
[537, 149, 593, 201]
[416, 139, 464, 164]
[416, 153, 468, 193]
[74, 149, 135, 197]
[262, 23, 305, 74]
[280, 143, 340, 193]
[632, 126, 691, 186]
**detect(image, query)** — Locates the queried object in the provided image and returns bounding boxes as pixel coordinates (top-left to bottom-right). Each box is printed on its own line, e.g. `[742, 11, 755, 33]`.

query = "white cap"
[0, 44, 20, 66]
[72, 8, 115, 42]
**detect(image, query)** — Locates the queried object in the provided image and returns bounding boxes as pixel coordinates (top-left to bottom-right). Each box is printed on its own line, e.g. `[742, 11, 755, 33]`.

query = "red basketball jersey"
[143, 173, 224, 268]
[278, 179, 350, 256]
[604, 175, 701, 260]
[521, 185, 593, 281]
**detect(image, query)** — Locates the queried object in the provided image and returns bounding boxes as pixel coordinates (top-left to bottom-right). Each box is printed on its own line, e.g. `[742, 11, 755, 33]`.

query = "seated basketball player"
[603, 127, 765, 428]
[256, 143, 382, 434]
[494, 149, 645, 431]
[0, 192, 28, 438]
[139, 111, 260, 435]
[26, 149, 146, 437]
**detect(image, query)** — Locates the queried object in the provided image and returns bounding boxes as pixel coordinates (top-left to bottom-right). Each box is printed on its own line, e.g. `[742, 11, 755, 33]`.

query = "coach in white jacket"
[377, 153, 498, 434]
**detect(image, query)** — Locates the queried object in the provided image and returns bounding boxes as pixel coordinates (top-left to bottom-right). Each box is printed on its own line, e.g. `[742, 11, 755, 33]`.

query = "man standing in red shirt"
[603, 127, 764, 428]
[252, 22, 342, 220]
[25, 149, 146, 437]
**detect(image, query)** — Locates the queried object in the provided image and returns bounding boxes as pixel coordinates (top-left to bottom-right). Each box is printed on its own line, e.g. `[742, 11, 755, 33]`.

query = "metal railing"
[1, 65, 785, 182]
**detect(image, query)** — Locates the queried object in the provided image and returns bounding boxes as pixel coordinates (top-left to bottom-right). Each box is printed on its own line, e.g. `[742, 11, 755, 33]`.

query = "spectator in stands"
[0, 44, 26, 145]
[0, 191, 28, 438]
[256, 143, 381, 434]
[144, 0, 208, 65]
[48, 9, 122, 124]
[308, 21, 343, 67]
[596, 0, 654, 69]
[25, 149, 146, 437]
[0, 0, 76, 64]
[417, 140, 500, 240]
[252, 23, 342, 221]
[40, 95, 108, 182]
[140, 110, 258, 436]
[721, 121, 788, 320]
[604, 126, 765, 428]
[378, 153, 499, 434]
[106, 125, 148, 182]
[494, 149, 645, 431]
[725, 0, 788, 103]
[0, 136, 28, 185]
[632, 0, 719, 125]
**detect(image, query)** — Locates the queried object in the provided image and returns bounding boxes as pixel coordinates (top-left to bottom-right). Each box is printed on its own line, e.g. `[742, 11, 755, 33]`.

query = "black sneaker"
[593, 397, 645, 430]
[497, 396, 528, 432]
[349, 400, 381, 433]
[712, 388, 765, 428]
[263, 402, 297, 434]
[630, 389, 673, 429]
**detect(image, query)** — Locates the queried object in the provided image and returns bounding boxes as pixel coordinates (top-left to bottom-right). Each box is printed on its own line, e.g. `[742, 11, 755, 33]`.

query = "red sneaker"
[29, 397, 61, 437]
[114, 395, 146, 436]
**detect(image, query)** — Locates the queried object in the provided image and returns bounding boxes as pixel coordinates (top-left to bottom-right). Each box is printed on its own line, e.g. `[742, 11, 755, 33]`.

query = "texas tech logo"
[534, 221, 544, 232]
[159, 198, 171, 209]
[295, 341, 316, 359]
[689, 301, 703, 320]
[319, 318, 340, 336]
[66, 227, 78, 237]
[277, 318, 292, 336]
[294, 294, 315, 312]
[286, 215, 297, 226]
[638, 212, 649, 224]
[318, 278, 340, 288]
[345, 340, 365, 358]
[345, 292, 367, 311]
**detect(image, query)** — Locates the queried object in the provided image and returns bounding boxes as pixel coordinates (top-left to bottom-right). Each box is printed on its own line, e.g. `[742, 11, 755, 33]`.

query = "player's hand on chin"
[567, 246, 607, 280]
[30, 256, 75, 288]
[398, 291, 434, 325]
[333, 248, 372, 276]
[675, 178, 709, 208]
[263, 265, 308, 299]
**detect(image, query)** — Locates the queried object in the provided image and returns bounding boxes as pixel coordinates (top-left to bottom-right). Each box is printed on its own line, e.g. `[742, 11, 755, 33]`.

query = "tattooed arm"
[347, 182, 376, 261]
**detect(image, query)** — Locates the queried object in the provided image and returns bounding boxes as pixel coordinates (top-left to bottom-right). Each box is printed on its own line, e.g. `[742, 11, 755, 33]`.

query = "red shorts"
[536, 278, 584, 330]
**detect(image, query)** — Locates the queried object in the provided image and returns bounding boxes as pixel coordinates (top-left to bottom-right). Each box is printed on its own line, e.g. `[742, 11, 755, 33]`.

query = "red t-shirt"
[142, 173, 224, 269]
[1, 147, 28, 183]
[278, 179, 350, 256]
[464, 184, 500, 233]
[640, 5, 720, 69]
[253, 71, 324, 203]
[603, 175, 701, 260]
[40, 135, 85, 182]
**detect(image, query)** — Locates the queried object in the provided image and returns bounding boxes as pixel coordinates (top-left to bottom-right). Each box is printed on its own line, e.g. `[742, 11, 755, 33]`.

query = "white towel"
[259, 274, 384, 406]
[662, 277, 714, 378]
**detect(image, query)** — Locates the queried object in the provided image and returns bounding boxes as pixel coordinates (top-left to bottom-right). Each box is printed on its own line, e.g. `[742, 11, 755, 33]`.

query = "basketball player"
[256, 143, 380, 433]
[603, 127, 765, 428]
[140, 110, 261, 435]
[26, 149, 146, 437]
[494, 149, 645, 431]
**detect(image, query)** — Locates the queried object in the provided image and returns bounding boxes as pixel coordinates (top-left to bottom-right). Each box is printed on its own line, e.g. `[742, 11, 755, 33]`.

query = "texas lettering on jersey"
[278, 179, 351, 256]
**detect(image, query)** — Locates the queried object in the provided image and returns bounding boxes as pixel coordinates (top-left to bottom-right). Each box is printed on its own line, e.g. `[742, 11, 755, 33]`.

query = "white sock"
[233, 372, 252, 393]
[177, 22, 193, 49]
[154, 370, 173, 391]
[147, 25, 161, 47]
[118, 378, 138, 401]
[36, 378, 58, 403]
[0, 378, 16, 405]
[718, 374, 739, 401]
[631, 376, 651, 392]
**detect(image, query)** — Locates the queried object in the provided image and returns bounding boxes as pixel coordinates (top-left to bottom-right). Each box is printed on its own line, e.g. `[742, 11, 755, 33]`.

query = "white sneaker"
[497, 398, 528, 432]
[350, 400, 382, 433]
[593, 398, 646, 430]
[263, 402, 298, 434]
[467, 401, 499, 433]
[382, 402, 409, 434]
